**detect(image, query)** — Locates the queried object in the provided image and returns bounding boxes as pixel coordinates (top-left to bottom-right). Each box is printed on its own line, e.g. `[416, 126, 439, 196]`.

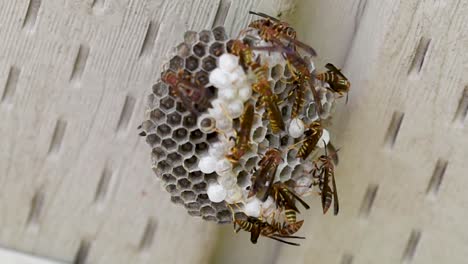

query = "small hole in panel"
[401, 230, 422, 263]
[359, 184, 379, 218]
[212, 0, 231, 28]
[116, 95, 136, 135]
[94, 166, 113, 206]
[1, 66, 20, 106]
[70, 44, 90, 84]
[73, 240, 91, 264]
[341, 253, 354, 264]
[453, 86, 468, 125]
[139, 218, 157, 252]
[23, 0, 42, 31]
[48, 119, 67, 157]
[426, 159, 448, 197]
[26, 189, 45, 231]
[408, 37, 431, 79]
[139, 21, 160, 58]
[91, 0, 106, 11]
[384, 111, 404, 149]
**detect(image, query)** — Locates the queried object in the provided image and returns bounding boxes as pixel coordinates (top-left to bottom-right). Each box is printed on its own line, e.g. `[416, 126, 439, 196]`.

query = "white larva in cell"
[288, 118, 305, 138]
[207, 183, 227, 203]
[244, 198, 262, 217]
[227, 99, 244, 119]
[317, 129, 330, 148]
[197, 114, 216, 133]
[209, 68, 231, 88]
[219, 53, 239, 73]
[198, 156, 217, 174]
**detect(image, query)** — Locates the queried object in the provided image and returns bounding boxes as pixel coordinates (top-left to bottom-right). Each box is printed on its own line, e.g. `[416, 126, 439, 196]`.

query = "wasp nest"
[139, 23, 345, 226]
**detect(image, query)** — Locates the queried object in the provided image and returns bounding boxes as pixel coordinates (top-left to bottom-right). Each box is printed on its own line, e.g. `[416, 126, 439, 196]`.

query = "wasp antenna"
[272, 234, 306, 239]
[268, 236, 301, 246]
[287, 137, 308, 151]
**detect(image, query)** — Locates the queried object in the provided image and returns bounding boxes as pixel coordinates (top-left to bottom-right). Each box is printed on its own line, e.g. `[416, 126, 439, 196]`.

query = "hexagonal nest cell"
[139, 25, 346, 224]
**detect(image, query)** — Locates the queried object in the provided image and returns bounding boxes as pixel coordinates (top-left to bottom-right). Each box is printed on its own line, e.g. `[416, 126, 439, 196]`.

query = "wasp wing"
[331, 169, 339, 215]
[325, 63, 348, 80]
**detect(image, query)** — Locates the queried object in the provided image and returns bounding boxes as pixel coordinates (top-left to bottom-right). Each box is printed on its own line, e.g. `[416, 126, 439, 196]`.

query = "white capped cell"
[288, 118, 305, 138]
[227, 99, 244, 119]
[218, 173, 237, 188]
[261, 196, 274, 210]
[224, 186, 243, 204]
[207, 183, 227, 203]
[229, 67, 248, 86]
[317, 129, 330, 148]
[216, 116, 233, 131]
[210, 100, 232, 121]
[209, 141, 229, 158]
[198, 156, 217, 174]
[219, 53, 239, 73]
[238, 85, 253, 102]
[207, 107, 223, 120]
[216, 158, 233, 175]
[294, 176, 313, 196]
[260, 197, 276, 217]
[244, 198, 262, 217]
[210, 99, 224, 111]
[218, 87, 237, 101]
[209, 68, 230, 88]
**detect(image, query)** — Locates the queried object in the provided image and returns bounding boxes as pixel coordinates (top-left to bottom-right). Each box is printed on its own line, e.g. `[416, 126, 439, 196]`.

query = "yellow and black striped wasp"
[296, 121, 323, 160]
[234, 216, 305, 246]
[316, 63, 351, 99]
[229, 40, 285, 133]
[248, 11, 317, 56]
[226, 103, 255, 163]
[248, 148, 283, 201]
[312, 142, 339, 215]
